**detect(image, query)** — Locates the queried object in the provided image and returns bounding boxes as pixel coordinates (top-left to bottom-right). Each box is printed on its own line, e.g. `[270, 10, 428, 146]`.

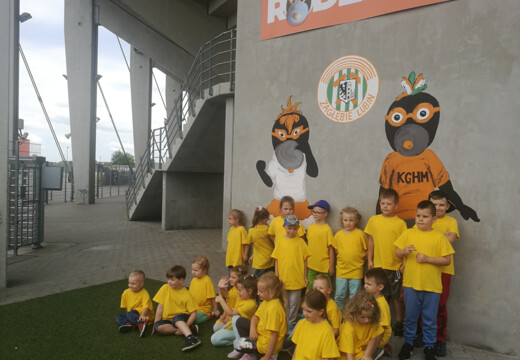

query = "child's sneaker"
[239, 354, 257, 360]
[435, 341, 447, 357]
[227, 349, 242, 359]
[137, 321, 146, 338]
[424, 346, 437, 360]
[182, 335, 201, 351]
[398, 342, 413, 360]
[393, 321, 404, 338]
[119, 323, 132, 333]
[373, 348, 385, 360]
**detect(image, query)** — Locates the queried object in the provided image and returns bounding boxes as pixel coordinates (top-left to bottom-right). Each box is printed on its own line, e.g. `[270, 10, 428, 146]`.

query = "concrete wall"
[234, 0, 519, 355]
[162, 171, 223, 230]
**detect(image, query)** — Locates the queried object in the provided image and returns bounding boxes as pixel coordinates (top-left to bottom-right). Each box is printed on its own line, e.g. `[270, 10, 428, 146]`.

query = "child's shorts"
[153, 313, 190, 332]
[381, 269, 402, 299]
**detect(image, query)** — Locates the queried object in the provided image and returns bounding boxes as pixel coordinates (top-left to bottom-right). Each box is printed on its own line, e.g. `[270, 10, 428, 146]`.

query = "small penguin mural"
[257, 96, 318, 225]
[378, 72, 479, 223]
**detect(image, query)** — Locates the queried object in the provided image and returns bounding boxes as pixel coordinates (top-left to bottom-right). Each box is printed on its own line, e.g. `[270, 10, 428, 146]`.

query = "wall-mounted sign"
[261, 0, 449, 40]
[317, 55, 379, 124]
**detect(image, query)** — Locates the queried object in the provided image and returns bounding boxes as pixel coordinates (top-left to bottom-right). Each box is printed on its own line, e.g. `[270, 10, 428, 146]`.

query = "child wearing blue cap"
[271, 215, 310, 330]
[306, 200, 335, 291]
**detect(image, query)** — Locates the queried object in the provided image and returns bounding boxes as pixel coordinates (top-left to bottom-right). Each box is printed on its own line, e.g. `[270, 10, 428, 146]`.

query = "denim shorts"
[153, 313, 190, 332]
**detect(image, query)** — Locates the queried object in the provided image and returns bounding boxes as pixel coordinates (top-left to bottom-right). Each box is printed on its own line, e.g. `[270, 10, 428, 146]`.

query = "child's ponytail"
[252, 206, 270, 227]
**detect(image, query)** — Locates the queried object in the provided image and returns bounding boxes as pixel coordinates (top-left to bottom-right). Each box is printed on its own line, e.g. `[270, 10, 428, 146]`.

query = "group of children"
[116, 189, 458, 360]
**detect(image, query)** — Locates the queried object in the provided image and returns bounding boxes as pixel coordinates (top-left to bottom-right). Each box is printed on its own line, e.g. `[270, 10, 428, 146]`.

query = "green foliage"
[0, 279, 291, 359]
[111, 150, 135, 167]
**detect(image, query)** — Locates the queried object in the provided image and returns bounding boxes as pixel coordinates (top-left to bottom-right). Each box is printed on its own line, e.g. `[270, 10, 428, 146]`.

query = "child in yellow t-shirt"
[338, 292, 383, 360]
[212, 274, 258, 347]
[291, 290, 340, 360]
[268, 195, 305, 243]
[333, 207, 368, 310]
[306, 200, 335, 290]
[189, 256, 219, 324]
[116, 270, 154, 337]
[247, 206, 275, 277]
[394, 200, 454, 360]
[216, 265, 248, 330]
[230, 272, 288, 359]
[226, 209, 249, 268]
[271, 215, 310, 329]
[364, 268, 392, 359]
[153, 265, 201, 352]
[364, 188, 407, 336]
[313, 275, 342, 338]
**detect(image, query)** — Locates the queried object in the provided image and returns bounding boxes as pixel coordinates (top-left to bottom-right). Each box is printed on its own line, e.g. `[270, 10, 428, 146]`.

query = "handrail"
[126, 28, 236, 217]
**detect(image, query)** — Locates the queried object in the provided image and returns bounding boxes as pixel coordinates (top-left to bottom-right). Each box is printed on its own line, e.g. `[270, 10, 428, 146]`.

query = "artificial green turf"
[0, 279, 291, 359]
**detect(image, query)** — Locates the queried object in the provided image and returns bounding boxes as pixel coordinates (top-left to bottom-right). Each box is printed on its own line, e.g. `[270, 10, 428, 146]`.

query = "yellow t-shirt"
[268, 216, 305, 244]
[306, 223, 334, 273]
[227, 286, 239, 310]
[223, 297, 258, 330]
[394, 228, 455, 293]
[120, 288, 155, 324]
[189, 275, 216, 316]
[255, 298, 287, 354]
[327, 298, 342, 331]
[226, 226, 248, 267]
[333, 228, 367, 279]
[376, 296, 391, 346]
[247, 225, 275, 269]
[292, 318, 340, 359]
[338, 320, 383, 359]
[271, 237, 311, 290]
[364, 214, 407, 270]
[153, 284, 197, 320]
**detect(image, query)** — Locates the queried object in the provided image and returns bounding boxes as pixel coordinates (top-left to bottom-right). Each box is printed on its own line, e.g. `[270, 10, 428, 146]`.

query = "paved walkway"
[2, 196, 516, 360]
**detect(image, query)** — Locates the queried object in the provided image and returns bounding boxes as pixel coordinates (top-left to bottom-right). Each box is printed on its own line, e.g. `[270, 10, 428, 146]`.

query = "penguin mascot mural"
[257, 96, 318, 227]
[378, 72, 479, 225]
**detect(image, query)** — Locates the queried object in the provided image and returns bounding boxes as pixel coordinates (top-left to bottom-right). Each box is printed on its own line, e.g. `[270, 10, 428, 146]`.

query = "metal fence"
[45, 162, 132, 203]
[126, 28, 236, 215]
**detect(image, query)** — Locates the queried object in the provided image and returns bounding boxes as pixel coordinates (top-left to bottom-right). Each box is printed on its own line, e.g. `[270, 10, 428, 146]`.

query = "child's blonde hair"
[258, 271, 285, 310]
[252, 206, 270, 227]
[304, 290, 328, 320]
[340, 207, 362, 227]
[192, 256, 210, 274]
[229, 209, 246, 227]
[129, 270, 145, 282]
[343, 292, 380, 325]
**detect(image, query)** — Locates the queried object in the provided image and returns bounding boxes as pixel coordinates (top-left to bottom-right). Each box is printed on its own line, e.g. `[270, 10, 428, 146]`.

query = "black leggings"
[236, 316, 251, 337]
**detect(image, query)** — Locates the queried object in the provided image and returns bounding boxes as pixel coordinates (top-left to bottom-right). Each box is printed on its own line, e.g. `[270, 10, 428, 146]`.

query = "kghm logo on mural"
[317, 55, 379, 124]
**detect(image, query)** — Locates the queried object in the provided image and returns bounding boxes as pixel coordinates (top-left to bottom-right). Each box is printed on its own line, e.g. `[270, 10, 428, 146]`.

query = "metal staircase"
[126, 29, 236, 219]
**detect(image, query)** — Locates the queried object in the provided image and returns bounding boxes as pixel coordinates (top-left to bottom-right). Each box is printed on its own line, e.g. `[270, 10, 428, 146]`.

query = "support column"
[0, 0, 19, 288]
[130, 48, 152, 164]
[64, 0, 98, 204]
[221, 97, 234, 250]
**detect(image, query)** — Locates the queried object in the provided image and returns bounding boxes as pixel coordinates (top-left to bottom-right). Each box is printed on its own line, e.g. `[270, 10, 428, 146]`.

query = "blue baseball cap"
[284, 215, 300, 226]
[308, 200, 330, 212]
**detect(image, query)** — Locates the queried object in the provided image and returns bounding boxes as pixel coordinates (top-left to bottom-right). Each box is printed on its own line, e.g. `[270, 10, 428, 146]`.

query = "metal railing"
[126, 29, 236, 216]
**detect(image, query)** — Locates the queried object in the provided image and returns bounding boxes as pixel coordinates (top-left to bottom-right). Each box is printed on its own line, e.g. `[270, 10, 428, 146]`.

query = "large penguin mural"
[378, 72, 479, 223]
[257, 96, 318, 225]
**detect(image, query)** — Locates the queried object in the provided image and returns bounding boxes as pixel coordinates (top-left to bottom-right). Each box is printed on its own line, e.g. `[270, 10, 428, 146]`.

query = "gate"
[8, 156, 46, 255]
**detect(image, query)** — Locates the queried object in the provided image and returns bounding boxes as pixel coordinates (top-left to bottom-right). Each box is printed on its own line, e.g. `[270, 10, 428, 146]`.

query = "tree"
[111, 150, 135, 167]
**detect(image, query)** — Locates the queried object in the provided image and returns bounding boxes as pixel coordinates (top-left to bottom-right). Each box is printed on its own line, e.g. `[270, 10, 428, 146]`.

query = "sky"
[18, 0, 167, 163]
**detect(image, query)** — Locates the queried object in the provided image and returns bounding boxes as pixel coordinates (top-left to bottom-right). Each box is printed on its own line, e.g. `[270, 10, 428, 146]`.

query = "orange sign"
[261, 0, 449, 40]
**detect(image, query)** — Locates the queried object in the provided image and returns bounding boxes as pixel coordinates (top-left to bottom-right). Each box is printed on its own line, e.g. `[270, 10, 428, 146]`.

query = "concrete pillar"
[162, 172, 223, 230]
[221, 97, 234, 250]
[0, 0, 19, 288]
[130, 48, 152, 165]
[64, 0, 98, 204]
